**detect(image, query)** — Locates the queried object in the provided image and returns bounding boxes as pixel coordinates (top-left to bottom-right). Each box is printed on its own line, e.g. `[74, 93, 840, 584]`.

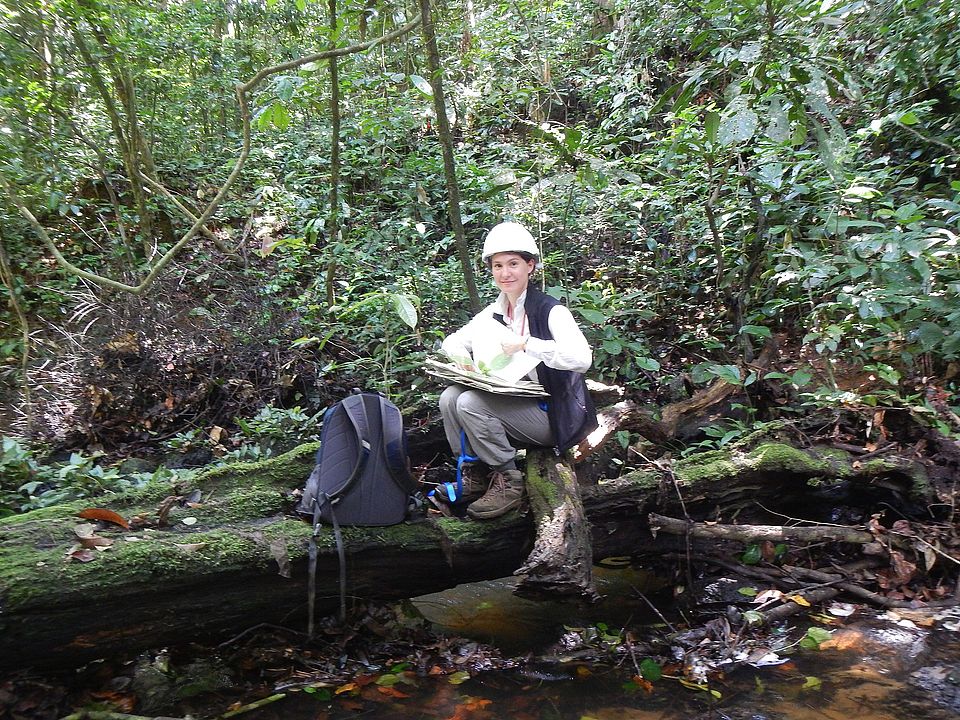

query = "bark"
[419, 0, 481, 313]
[515, 451, 597, 601]
[325, 0, 342, 308]
[648, 513, 877, 545]
[0, 440, 930, 671]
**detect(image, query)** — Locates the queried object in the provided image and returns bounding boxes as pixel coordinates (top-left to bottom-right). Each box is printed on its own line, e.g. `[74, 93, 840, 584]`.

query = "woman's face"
[490, 252, 536, 298]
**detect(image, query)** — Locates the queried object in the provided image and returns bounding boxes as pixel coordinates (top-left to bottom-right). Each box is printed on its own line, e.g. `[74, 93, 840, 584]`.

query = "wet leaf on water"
[376, 674, 399, 687]
[827, 602, 856, 617]
[77, 508, 130, 529]
[448, 671, 471, 685]
[800, 626, 833, 650]
[303, 686, 332, 701]
[575, 665, 592, 678]
[801, 675, 822, 690]
[377, 686, 410, 698]
[335, 682, 359, 695]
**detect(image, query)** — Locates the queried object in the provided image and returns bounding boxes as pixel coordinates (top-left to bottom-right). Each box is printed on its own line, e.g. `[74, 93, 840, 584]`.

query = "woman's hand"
[501, 332, 528, 356]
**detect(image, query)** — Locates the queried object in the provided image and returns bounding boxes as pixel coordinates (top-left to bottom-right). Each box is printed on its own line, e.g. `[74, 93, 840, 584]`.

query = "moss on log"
[0, 441, 930, 670]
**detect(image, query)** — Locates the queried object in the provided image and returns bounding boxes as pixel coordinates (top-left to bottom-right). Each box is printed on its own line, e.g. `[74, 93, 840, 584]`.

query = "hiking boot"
[429, 464, 488, 513]
[466, 469, 524, 520]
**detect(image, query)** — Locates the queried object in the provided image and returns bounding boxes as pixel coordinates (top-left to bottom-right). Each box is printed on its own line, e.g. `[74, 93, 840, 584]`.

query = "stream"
[237, 567, 960, 720]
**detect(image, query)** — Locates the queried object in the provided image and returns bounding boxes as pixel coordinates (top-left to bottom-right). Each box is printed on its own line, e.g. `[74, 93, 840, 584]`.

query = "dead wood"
[576, 342, 779, 460]
[648, 513, 877, 545]
[515, 450, 598, 601]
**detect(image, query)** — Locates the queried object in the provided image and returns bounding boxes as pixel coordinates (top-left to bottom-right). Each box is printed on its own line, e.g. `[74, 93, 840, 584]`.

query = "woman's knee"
[439, 385, 463, 414]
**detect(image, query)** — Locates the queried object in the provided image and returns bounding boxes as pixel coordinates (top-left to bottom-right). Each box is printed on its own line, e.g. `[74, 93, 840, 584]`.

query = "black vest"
[497, 287, 598, 453]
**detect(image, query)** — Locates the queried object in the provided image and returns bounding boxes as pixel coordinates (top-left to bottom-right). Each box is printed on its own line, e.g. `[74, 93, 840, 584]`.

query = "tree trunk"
[419, 0, 481, 313]
[325, 0, 342, 307]
[515, 450, 597, 600]
[0, 439, 930, 671]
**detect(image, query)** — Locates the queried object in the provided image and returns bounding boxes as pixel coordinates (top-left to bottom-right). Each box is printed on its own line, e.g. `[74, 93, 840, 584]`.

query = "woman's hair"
[486, 250, 537, 268]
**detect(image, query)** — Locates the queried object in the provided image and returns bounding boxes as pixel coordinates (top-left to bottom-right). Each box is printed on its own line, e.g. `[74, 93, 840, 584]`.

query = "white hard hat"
[481, 222, 540, 263]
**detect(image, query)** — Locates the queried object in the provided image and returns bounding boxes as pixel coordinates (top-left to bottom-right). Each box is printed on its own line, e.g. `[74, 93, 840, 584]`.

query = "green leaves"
[800, 626, 833, 650]
[409, 74, 433, 97]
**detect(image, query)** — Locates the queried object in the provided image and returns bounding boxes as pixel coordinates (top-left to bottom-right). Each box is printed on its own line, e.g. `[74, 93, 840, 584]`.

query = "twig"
[219, 693, 285, 719]
[632, 587, 677, 634]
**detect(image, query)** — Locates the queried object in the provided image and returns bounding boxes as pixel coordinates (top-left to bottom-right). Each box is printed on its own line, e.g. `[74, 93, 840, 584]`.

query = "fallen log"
[0, 440, 931, 670]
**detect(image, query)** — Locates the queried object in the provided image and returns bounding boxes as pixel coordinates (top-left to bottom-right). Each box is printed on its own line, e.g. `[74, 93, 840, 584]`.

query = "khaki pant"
[439, 384, 553, 467]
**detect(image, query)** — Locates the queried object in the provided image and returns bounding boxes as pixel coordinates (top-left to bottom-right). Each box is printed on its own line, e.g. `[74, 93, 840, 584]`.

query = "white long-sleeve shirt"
[441, 289, 592, 375]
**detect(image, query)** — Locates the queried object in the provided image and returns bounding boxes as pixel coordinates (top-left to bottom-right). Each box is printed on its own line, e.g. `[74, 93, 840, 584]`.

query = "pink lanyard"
[506, 306, 527, 336]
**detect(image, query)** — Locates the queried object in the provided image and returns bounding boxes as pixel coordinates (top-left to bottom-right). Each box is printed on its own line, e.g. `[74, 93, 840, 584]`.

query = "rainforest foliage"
[0, 0, 958, 513]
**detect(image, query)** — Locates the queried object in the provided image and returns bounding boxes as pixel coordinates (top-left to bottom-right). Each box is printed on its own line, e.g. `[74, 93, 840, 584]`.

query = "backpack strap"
[329, 395, 372, 499]
[378, 395, 412, 491]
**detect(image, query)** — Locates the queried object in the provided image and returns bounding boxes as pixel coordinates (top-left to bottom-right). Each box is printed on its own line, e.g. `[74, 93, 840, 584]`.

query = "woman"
[438, 221, 597, 519]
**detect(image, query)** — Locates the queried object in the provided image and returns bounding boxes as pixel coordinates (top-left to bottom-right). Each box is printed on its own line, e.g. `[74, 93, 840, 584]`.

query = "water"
[239, 571, 960, 720]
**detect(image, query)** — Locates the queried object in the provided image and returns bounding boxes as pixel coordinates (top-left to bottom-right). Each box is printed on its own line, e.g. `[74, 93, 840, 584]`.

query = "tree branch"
[1, 17, 422, 295]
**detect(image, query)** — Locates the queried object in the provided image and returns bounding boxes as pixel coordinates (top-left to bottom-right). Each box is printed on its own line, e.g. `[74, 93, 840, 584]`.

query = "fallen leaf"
[73, 524, 114, 548]
[335, 682, 359, 696]
[181, 517, 198, 526]
[787, 594, 811, 607]
[377, 686, 410, 698]
[67, 548, 97, 562]
[270, 538, 291, 578]
[77, 508, 129, 529]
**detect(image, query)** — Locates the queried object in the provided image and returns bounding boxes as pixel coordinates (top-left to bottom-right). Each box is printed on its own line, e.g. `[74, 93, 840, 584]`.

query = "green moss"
[193, 442, 318, 493]
[674, 443, 839, 485]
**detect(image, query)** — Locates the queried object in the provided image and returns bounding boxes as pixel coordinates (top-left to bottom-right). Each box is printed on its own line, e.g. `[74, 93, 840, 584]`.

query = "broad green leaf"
[741, 544, 762, 565]
[844, 185, 881, 199]
[802, 676, 822, 690]
[391, 294, 418, 329]
[718, 107, 759, 145]
[602, 339, 623, 355]
[709, 364, 743, 385]
[738, 587, 758, 597]
[636, 357, 661, 372]
[489, 353, 512, 371]
[272, 103, 290, 131]
[898, 111, 919, 125]
[448, 671, 470, 685]
[743, 610, 764, 625]
[577, 308, 608, 324]
[766, 95, 789, 143]
[409, 74, 433, 97]
[564, 128, 583, 152]
[640, 658, 662, 681]
[740, 325, 771, 338]
[705, 111, 719, 144]
[800, 626, 833, 650]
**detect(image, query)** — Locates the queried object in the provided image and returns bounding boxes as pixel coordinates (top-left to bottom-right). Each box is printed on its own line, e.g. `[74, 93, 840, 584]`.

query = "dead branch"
[648, 513, 877, 545]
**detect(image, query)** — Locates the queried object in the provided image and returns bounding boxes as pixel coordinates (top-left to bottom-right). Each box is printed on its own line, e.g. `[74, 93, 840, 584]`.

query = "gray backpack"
[297, 392, 416, 629]
[297, 392, 414, 527]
